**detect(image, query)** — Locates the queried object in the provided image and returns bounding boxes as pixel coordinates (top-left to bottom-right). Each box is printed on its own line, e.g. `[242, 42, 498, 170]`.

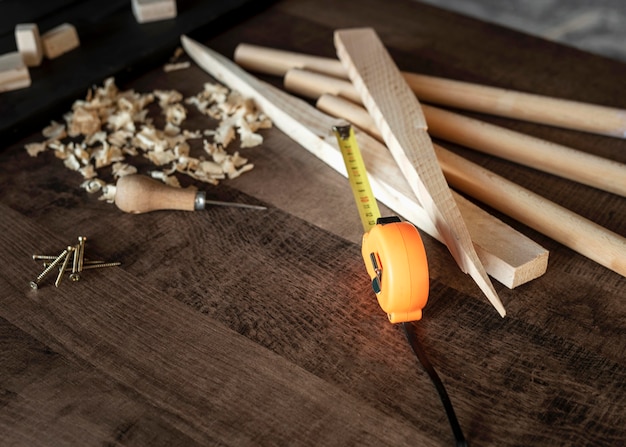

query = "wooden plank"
[180, 35, 548, 289]
[334, 27, 505, 316]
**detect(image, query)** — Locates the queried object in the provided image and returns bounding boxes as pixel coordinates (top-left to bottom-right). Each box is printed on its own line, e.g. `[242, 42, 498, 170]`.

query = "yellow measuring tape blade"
[333, 124, 381, 232]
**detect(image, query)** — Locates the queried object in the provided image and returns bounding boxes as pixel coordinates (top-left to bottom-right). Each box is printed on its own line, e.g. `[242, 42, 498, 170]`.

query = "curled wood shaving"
[25, 65, 271, 204]
[163, 61, 190, 72]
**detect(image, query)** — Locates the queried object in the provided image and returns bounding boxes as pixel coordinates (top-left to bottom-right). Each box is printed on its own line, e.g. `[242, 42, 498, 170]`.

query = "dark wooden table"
[1, 0, 625, 445]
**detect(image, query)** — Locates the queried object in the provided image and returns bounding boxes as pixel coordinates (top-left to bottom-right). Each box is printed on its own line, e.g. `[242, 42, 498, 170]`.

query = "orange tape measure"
[362, 216, 429, 323]
[333, 124, 429, 323]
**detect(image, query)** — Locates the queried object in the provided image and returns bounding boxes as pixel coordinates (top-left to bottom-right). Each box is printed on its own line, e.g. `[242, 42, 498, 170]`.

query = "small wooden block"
[132, 0, 177, 23]
[0, 52, 31, 93]
[15, 23, 43, 67]
[41, 23, 80, 59]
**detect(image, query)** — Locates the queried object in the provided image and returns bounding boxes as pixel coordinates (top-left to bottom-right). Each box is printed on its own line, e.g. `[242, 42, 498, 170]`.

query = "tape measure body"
[362, 217, 429, 323]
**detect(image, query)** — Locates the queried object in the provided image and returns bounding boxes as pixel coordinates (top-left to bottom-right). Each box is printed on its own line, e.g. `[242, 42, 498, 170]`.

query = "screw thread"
[30, 249, 69, 289]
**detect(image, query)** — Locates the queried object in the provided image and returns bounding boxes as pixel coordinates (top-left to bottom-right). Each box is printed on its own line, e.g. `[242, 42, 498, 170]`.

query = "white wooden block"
[15, 23, 43, 67]
[42, 23, 80, 59]
[0, 52, 31, 93]
[132, 0, 177, 23]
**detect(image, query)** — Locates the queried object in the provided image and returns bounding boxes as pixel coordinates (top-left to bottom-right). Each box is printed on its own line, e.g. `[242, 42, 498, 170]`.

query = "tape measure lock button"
[361, 218, 429, 323]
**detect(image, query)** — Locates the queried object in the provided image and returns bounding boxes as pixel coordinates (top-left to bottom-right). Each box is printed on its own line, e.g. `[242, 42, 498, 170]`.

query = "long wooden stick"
[315, 92, 626, 278]
[335, 27, 505, 316]
[235, 43, 626, 138]
[437, 148, 626, 278]
[285, 68, 626, 198]
[181, 35, 548, 290]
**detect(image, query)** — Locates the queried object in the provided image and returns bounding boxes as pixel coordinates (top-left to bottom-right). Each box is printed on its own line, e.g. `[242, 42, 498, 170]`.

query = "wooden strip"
[235, 43, 626, 138]
[334, 27, 505, 316]
[181, 35, 547, 289]
[287, 68, 626, 198]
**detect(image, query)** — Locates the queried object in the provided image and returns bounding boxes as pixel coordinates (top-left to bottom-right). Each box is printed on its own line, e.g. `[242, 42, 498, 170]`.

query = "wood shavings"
[150, 170, 181, 187]
[25, 68, 271, 204]
[80, 178, 106, 193]
[24, 141, 47, 157]
[99, 184, 116, 202]
[67, 106, 101, 137]
[42, 120, 67, 139]
[112, 162, 138, 178]
[163, 61, 190, 72]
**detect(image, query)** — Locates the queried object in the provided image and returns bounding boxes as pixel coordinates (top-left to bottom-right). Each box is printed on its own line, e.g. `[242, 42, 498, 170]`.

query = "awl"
[114, 174, 266, 214]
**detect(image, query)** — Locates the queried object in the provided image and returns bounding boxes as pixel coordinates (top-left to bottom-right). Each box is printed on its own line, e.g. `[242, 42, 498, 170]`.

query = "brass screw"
[30, 248, 69, 290]
[77, 236, 87, 272]
[80, 262, 121, 270]
[57, 261, 122, 272]
[54, 246, 75, 288]
[42, 259, 105, 268]
[69, 236, 88, 282]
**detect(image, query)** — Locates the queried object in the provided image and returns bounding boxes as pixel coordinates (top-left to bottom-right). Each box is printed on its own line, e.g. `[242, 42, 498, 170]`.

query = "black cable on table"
[402, 322, 468, 447]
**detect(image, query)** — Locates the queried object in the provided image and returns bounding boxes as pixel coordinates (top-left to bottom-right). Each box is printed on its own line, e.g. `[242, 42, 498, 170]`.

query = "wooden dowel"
[315, 91, 626, 279]
[436, 147, 626, 278]
[182, 35, 548, 289]
[422, 105, 626, 198]
[236, 43, 626, 138]
[287, 68, 626, 198]
[234, 43, 346, 78]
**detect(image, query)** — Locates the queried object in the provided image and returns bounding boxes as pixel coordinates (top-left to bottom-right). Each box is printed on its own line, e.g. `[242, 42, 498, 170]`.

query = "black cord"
[402, 322, 468, 447]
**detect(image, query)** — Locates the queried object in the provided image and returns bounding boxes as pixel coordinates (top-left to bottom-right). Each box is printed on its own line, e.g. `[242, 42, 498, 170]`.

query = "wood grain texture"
[334, 27, 505, 316]
[0, 0, 625, 445]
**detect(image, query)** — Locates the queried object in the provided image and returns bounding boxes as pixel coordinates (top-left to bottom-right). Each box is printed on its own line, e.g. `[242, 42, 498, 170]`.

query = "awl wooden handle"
[115, 175, 197, 214]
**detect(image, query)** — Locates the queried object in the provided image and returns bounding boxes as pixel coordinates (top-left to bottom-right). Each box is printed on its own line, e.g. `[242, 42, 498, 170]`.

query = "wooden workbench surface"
[1, 0, 624, 445]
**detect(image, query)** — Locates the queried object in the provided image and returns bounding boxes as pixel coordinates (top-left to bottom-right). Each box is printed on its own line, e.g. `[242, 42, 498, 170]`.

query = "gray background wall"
[416, 0, 626, 63]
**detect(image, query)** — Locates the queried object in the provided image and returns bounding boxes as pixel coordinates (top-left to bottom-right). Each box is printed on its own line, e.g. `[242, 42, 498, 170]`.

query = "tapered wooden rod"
[236, 43, 626, 138]
[315, 92, 626, 278]
[286, 68, 626, 198]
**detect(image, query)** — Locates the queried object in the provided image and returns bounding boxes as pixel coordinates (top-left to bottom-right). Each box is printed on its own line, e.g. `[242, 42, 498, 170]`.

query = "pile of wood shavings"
[25, 76, 272, 203]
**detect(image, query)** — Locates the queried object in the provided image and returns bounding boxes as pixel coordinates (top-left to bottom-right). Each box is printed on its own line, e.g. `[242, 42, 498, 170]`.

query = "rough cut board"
[181, 35, 548, 289]
[334, 28, 504, 316]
